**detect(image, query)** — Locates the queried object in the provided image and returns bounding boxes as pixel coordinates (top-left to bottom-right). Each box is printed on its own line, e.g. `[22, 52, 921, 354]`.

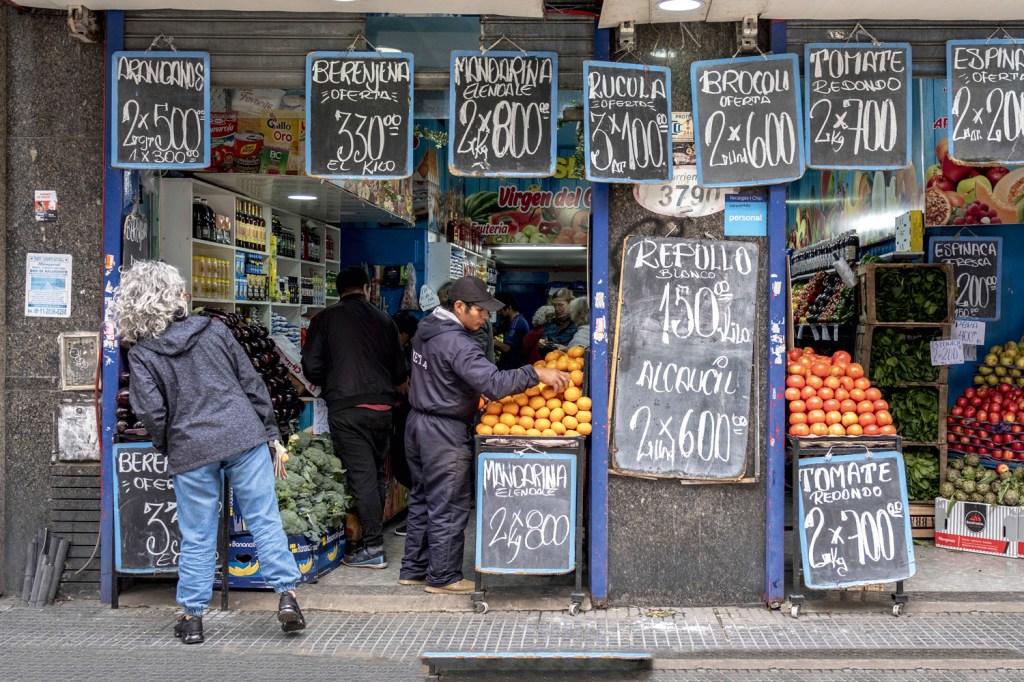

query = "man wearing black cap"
[302, 266, 407, 569]
[400, 275, 570, 594]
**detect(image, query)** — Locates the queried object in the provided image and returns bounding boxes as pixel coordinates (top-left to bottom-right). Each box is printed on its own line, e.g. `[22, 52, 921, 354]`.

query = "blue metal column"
[100, 11, 126, 603]
[765, 19, 789, 604]
[588, 24, 611, 606]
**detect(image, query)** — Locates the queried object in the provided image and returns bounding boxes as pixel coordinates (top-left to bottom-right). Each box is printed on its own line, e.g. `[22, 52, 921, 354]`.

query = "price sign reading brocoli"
[947, 40, 1024, 165]
[112, 51, 210, 169]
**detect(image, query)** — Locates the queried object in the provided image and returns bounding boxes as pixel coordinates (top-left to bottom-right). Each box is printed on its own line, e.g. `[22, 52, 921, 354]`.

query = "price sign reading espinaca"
[449, 51, 558, 177]
[305, 52, 414, 179]
[112, 51, 210, 169]
[691, 54, 805, 188]
[947, 40, 1024, 165]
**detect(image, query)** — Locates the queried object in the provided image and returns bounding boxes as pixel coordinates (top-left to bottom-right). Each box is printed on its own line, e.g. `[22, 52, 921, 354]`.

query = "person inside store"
[493, 292, 531, 370]
[389, 311, 419, 537]
[560, 296, 590, 351]
[524, 304, 555, 363]
[537, 288, 578, 355]
[301, 266, 407, 570]
[437, 279, 495, 364]
[111, 261, 306, 645]
[400, 276, 570, 594]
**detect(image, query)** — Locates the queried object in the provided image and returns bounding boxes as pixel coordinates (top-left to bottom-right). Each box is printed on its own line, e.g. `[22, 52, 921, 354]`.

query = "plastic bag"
[401, 263, 420, 311]
[419, 284, 439, 311]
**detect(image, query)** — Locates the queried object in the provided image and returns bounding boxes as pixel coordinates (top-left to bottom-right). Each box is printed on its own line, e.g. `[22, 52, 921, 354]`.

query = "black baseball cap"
[448, 276, 504, 312]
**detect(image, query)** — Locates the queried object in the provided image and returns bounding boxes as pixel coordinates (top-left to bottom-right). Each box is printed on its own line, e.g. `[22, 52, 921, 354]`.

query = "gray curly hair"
[110, 261, 189, 343]
[569, 296, 589, 327]
[532, 305, 554, 326]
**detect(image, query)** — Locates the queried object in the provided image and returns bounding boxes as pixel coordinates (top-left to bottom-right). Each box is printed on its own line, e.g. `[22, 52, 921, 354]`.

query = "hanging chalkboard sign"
[947, 40, 1024, 165]
[475, 450, 576, 574]
[928, 236, 1002, 321]
[691, 54, 804, 188]
[449, 51, 558, 177]
[804, 43, 912, 170]
[112, 443, 180, 573]
[111, 51, 210, 169]
[583, 61, 672, 183]
[611, 237, 759, 479]
[797, 451, 916, 589]
[305, 51, 415, 180]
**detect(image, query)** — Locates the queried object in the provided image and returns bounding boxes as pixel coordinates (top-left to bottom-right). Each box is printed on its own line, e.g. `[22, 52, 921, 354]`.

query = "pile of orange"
[786, 348, 896, 437]
[476, 346, 592, 437]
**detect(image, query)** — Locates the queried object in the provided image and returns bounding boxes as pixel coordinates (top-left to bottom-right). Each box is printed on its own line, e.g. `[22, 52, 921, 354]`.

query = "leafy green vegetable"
[903, 448, 940, 501]
[276, 432, 351, 541]
[886, 387, 939, 443]
[869, 328, 941, 387]
[874, 267, 949, 323]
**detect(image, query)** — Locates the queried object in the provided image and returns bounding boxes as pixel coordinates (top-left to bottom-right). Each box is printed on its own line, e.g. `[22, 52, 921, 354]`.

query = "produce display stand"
[787, 435, 910, 618]
[471, 435, 587, 616]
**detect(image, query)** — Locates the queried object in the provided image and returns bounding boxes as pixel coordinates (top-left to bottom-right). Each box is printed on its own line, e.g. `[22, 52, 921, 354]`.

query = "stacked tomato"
[785, 348, 895, 437]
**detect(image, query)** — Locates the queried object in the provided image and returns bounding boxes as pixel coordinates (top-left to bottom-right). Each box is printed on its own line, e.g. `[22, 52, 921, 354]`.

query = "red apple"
[957, 397, 969, 408]
[978, 410, 988, 422]
[965, 388, 977, 399]
[965, 407, 977, 418]
[952, 406, 964, 417]
[971, 396, 984, 408]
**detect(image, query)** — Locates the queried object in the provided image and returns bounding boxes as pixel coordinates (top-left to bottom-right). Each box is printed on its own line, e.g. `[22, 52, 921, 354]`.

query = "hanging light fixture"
[657, 0, 704, 11]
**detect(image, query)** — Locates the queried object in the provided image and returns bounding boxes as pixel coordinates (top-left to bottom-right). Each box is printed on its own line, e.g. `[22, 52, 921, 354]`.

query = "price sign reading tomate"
[111, 51, 210, 169]
[947, 40, 1024, 165]
[449, 51, 558, 177]
[691, 54, 805, 187]
[305, 52, 414, 179]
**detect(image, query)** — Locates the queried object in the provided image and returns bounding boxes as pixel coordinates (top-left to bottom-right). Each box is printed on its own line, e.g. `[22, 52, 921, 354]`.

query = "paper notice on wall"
[25, 253, 71, 318]
[931, 339, 965, 366]
[34, 190, 58, 222]
[954, 320, 985, 346]
[312, 398, 329, 435]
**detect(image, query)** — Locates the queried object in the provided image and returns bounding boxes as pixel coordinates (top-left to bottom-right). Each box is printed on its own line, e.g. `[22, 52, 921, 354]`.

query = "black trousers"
[327, 407, 392, 548]
[389, 401, 413, 490]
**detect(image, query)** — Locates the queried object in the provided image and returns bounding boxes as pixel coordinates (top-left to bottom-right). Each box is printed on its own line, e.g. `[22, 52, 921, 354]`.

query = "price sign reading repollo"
[804, 43, 912, 170]
[112, 51, 210, 169]
[691, 54, 804, 187]
[305, 52, 414, 179]
[611, 237, 759, 480]
[583, 61, 672, 183]
[947, 40, 1024, 165]
[449, 51, 558, 177]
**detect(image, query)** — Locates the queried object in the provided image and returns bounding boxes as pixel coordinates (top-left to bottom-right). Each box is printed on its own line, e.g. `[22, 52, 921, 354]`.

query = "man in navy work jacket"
[400, 276, 570, 594]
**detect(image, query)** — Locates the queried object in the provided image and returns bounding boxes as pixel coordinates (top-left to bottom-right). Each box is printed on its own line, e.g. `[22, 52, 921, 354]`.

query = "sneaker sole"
[424, 585, 474, 595]
[278, 609, 306, 633]
[342, 560, 389, 569]
[398, 578, 426, 585]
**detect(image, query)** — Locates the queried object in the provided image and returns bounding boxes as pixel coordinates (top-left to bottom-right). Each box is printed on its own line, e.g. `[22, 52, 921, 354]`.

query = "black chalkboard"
[449, 51, 558, 177]
[583, 61, 672, 183]
[928, 236, 1002, 321]
[947, 40, 1024, 165]
[475, 450, 576, 574]
[797, 451, 915, 589]
[112, 443, 180, 573]
[691, 54, 804, 188]
[305, 52, 414, 180]
[111, 51, 210, 169]
[804, 43, 912, 170]
[611, 237, 759, 479]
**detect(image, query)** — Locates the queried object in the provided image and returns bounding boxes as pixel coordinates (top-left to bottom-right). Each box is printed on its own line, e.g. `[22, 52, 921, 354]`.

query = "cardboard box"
[909, 501, 936, 540]
[934, 498, 1021, 558]
[272, 335, 320, 396]
[316, 527, 345, 575]
[895, 209, 924, 252]
[226, 532, 319, 588]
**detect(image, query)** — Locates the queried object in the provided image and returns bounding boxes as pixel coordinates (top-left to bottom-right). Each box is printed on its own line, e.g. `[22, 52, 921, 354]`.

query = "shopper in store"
[302, 266, 407, 570]
[400, 276, 570, 594]
[389, 311, 419, 537]
[437, 279, 495, 364]
[111, 261, 306, 645]
[524, 304, 555, 363]
[537, 288, 578, 354]
[493, 292, 531, 370]
[561, 296, 590, 351]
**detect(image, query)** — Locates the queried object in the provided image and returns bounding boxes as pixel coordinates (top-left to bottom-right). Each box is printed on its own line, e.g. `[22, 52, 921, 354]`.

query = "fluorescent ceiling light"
[657, 0, 703, 11]
[491, 245, 587, 251]
[287, 194, 317, 201]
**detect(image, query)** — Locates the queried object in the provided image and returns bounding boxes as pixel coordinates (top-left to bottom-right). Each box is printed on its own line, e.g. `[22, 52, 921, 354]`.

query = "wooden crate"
[909, 501, 936, 540]
[884, 384, 949, 449]
[858, 263, 955, 326]
[854, 324, 951, 386]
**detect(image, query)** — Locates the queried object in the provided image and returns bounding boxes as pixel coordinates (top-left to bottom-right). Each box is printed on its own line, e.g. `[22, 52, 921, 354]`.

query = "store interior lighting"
[656, 0, 703, 11]
[287, 194, 317, 201]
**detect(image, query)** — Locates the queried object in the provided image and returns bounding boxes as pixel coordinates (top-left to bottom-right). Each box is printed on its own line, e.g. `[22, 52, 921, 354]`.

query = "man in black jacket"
[302, 266, 406, 569]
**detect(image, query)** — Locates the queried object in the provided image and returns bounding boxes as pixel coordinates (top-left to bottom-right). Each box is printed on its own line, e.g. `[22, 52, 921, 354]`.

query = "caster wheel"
[568, 602, 581, 617]
[474, 601, 489, 614]
[790, 605, 801, 619]
[892, 604, 903, 617]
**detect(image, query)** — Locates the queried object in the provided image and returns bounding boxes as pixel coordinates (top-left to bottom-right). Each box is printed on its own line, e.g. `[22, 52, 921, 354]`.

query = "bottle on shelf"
[325, 233, 335, 261]
[192, 197, 205, 240]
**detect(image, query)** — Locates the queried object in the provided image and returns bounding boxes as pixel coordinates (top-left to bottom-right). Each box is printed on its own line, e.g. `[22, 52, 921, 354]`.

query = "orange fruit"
[492, 423, 510, 435]
[846, 424, 863, 436]
[827, 423, 847, 436]
[546, 361, 557, 368]
[518, 416, 535, 430]
[810, 422, 829, 436]
[550, 408, 566, 423]
[570, 370, 585, 386]
[841, 412, 859, 427]
[541, 387, 558, 400]
[875, 410, 893, 426]
[535, 407, 551, 420]
[520, 406, 536, 419]
[789, 423, 811, 437]
[568, 346, 585, 358]
[551, 422, 567, 435]
[481, 414, 499, 427]
[500, 396, 514, 404]
[576, 423, 592, 436]
[485, 402, 503, 416]
[567, 361, 582, 372]
[556, 358, 570, 371]
[864, 388, 882, 402]
[564, 386, 582, 402]
[502, 403, 519, 416]
[513, 394, 529, 407]
[529, 396, 546, 410]
[476, 423, 493, 435]
[509, 425, 527, 435]
[478, 397, 487, 411]
[534, 360, 546, 369]
[577, 410, 592, 423]
[807, 409, 826, 424]
[525, 386, 541, 397]
[562, 401, 579, 416]
[545, 351, 562, 362]
[789, 412, 808, 425]
[785, 387, 802, 401]
[789, 400, 807, 413]
[546, 398, 562, 410]
[526, 428, 542, 437]
[563, 415, 579, 430]
[805, 396, 823, 411]
[535, 418, 552, 431]
[824, 411, 842, 425]
[499, 413, 517, 427]
[786, 375, 806, 389]
[565, 430, 580, 437]
[577, 397, 592, 411]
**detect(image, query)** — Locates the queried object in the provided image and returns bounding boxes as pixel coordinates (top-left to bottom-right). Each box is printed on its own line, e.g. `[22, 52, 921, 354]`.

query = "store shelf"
[326, 259, 340, 266]
[271, 303, 301, 308]
[236, 301, 271, 306]
[191, 239, 234, 253]
[193, 297, 236, 305]
[326, 296, 339, 302]
[275, 255, 298, 264]
[235, 245, 270, 256]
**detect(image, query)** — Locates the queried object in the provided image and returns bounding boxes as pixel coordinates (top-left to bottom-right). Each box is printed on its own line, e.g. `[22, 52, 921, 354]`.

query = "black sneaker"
[394, 524, 407, 536]
[278, 592, 306, 633]
[342, 545, 388, 569]
[173, 615, 204, 644]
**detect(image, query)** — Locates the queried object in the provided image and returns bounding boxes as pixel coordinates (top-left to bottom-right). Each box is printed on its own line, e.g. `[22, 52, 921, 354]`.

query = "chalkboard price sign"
[928, 236, 1002, 321]
[691, 54, 804, 188]
[112, 443, 180, 573]
[111, 51, 210, 169]
[797, 451, 916, 589]
[449, 51, 558, 177]
[583, 61, 672, 183]
[305, 52, 415, 180]
[947, 40, 1024, 165]
[476, 450, 576, 574]
[804, 43, 912, 170]
[611, 237, 759, 479]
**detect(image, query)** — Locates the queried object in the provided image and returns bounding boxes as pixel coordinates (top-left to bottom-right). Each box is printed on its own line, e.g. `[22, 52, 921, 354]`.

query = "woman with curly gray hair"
[112, 261, 306, 644]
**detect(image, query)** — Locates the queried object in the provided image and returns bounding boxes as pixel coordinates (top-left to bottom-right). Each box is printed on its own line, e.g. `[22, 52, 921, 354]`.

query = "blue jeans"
[173, 443, 299, 615]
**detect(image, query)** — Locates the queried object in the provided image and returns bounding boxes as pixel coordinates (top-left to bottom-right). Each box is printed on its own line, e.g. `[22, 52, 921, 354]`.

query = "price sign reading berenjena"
[928, 236, 1002, 321]
[947, 40, 1024, 165]
[797, 451, 916, 589]
[112, 443, 180, 573]
[305, 51, 414, 179]
[804, 43, 912, 170]
[476, 450, 577, 574]
[449, 51, 558, 177]
[111, 51, 210, 169]
[583, 61, 672, 183]
[611, 237, 759, 480]
[691, 54, 805, 188]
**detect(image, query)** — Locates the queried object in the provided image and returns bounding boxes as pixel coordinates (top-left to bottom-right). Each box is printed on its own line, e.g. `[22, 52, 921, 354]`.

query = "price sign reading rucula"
[305, 52, 414, 179]
[111, 51, 210, 169]
[947, 40, 1024, 165]
[449, 51, 558, 177]
[691, 54, 804, 187]
[804, 43, 912, 169]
